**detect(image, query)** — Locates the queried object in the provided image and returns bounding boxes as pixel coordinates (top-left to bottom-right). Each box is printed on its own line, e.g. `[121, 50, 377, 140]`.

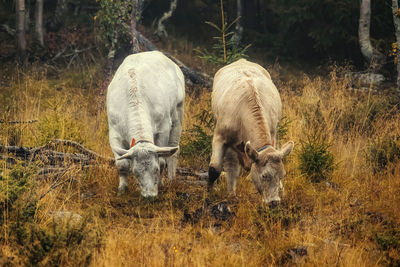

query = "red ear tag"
[131, 138, 136, 148]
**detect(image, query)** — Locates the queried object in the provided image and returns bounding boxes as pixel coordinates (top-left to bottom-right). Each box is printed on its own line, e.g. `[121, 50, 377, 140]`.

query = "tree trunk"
[154, 0, 178, 38]
[25, 0, 30, 32]
[35, 0, 44, 47]
[16, 0, 26, 60]
[392, 0, 400, 102]
[97, 40, 116, 113]
[130, 0, 140, 53]
[359, 0, 384, 71]
[230, 0, 243, 45]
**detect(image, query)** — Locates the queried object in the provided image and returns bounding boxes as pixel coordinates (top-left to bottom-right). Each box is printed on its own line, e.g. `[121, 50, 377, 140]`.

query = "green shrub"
[298, 134, 335, 183]
[194, 0, 251, 65]
[366, 136, 400, 173]
[0, 163, 103, 266]
[181, 109, 214, 163]
[0, 163, 37, 224]
[375, 229, 400, 251]
[278, 116, 291, 142]
[20, 218, 103, 266]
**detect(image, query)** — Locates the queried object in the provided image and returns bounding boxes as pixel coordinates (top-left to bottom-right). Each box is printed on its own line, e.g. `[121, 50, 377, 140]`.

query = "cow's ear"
[280, 141, 294, 158]
[245, 141, 259, 163]
[156, 146, 179, 157]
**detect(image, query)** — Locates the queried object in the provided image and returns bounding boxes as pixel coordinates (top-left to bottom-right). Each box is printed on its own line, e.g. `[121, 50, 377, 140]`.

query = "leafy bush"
[0, 163, 103, 266]
[95, 0, 132, 50]
[366, 136, 400, 173]
[298, 134, 335, 183]
[181, 109, 214, 164]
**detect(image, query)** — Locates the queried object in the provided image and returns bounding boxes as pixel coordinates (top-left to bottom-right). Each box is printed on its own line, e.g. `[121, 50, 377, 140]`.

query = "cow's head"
[245, 141, 294, 207]
[117, 142, 178, 198]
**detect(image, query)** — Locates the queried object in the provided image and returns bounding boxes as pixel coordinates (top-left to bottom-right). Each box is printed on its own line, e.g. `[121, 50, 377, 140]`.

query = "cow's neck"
[243, 125, 273, 150]
[126, 75, 154, 143]
[241, 81, 274, 150]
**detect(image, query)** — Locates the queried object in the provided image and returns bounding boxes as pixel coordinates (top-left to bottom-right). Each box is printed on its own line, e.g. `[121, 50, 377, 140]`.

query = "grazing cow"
[208, 59, 294, 206]
[107, 51, 185, 198]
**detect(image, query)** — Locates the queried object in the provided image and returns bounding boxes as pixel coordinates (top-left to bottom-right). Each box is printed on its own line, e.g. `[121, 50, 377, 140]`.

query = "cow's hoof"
[208, 166, 221, 191]
[268, 200, 280, 209]
[117, 185, 128, 196]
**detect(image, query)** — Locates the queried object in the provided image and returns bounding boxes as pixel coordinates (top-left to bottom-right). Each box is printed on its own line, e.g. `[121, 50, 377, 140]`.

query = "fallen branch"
[40, 139, 114, 163]
[136, 31, 211, 87]
[1, 139, 207, 183]
[0, 119, 38, 124]
[0, 141, 112, 166]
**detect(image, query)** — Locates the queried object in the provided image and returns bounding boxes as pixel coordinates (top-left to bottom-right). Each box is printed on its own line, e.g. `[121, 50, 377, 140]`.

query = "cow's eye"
[262, 174, 270, 181]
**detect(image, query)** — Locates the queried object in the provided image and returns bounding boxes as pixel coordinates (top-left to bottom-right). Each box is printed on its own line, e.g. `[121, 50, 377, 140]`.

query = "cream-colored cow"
[208, 59, 294, 206]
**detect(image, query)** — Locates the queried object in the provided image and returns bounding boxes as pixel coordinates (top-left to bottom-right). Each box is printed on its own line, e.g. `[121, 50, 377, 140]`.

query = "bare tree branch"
[154, 0, 178, 38]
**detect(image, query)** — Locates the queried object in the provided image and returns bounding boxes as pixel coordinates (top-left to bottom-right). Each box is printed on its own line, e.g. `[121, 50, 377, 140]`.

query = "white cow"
[107, 51, 185, 197]
[208, 59, 294, 206]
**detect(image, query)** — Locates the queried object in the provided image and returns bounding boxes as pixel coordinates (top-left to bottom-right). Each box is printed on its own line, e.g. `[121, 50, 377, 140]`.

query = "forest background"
[1, 0, 400, 266]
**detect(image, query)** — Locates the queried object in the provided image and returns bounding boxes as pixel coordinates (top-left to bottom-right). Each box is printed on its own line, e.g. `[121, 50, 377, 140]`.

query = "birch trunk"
[154, 0, 178, 38]
[131, 0, 140, 53]
[392, 0, 400, 101]
[359, 0, 384, 71]
[35, 0, 44, 47]
[16, 0, 26, 60]
[231, 0, 243, 45]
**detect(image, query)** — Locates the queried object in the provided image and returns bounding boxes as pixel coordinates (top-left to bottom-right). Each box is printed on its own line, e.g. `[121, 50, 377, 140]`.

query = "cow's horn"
[156, 146, 179, 157]
[117, 149, 134, 160]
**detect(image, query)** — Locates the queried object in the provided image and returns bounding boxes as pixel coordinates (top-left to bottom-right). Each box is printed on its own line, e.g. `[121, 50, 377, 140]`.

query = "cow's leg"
[155, 132, 170, 184]
[208, 134, 226, 190]
[109, 130, 130, 194]
[166, 104, 183, 180]
[224, 148, 241, 195]
[116, 158, 130, 194]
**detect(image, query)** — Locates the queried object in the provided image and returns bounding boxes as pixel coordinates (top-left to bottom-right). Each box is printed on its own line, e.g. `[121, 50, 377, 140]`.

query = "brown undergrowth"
[0, 58, 399, 266]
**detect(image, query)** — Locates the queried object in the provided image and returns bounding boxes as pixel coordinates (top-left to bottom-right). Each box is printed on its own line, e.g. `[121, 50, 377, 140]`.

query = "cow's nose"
[268, 200, 280, 209]
[141, 190, 158, 199]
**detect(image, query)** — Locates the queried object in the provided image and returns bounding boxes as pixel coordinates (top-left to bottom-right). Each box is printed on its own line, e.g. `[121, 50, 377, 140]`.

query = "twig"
[47, 139, 115, 163]
[0, 119, 38, 124]
[39, 172, 70, 200]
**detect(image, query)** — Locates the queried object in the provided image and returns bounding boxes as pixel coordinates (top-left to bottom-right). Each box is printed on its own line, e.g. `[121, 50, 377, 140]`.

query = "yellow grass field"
[1, 52, 400, 266]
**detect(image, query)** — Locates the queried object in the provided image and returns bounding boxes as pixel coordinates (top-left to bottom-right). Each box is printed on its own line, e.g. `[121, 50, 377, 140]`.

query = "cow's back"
[107, 51, 184, 114]
[107, 51, 185, 141]
[212, 59, 281, 136]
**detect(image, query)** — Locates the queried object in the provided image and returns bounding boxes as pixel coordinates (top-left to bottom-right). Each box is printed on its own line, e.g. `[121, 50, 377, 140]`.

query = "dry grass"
[1, 58, 400, 266]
